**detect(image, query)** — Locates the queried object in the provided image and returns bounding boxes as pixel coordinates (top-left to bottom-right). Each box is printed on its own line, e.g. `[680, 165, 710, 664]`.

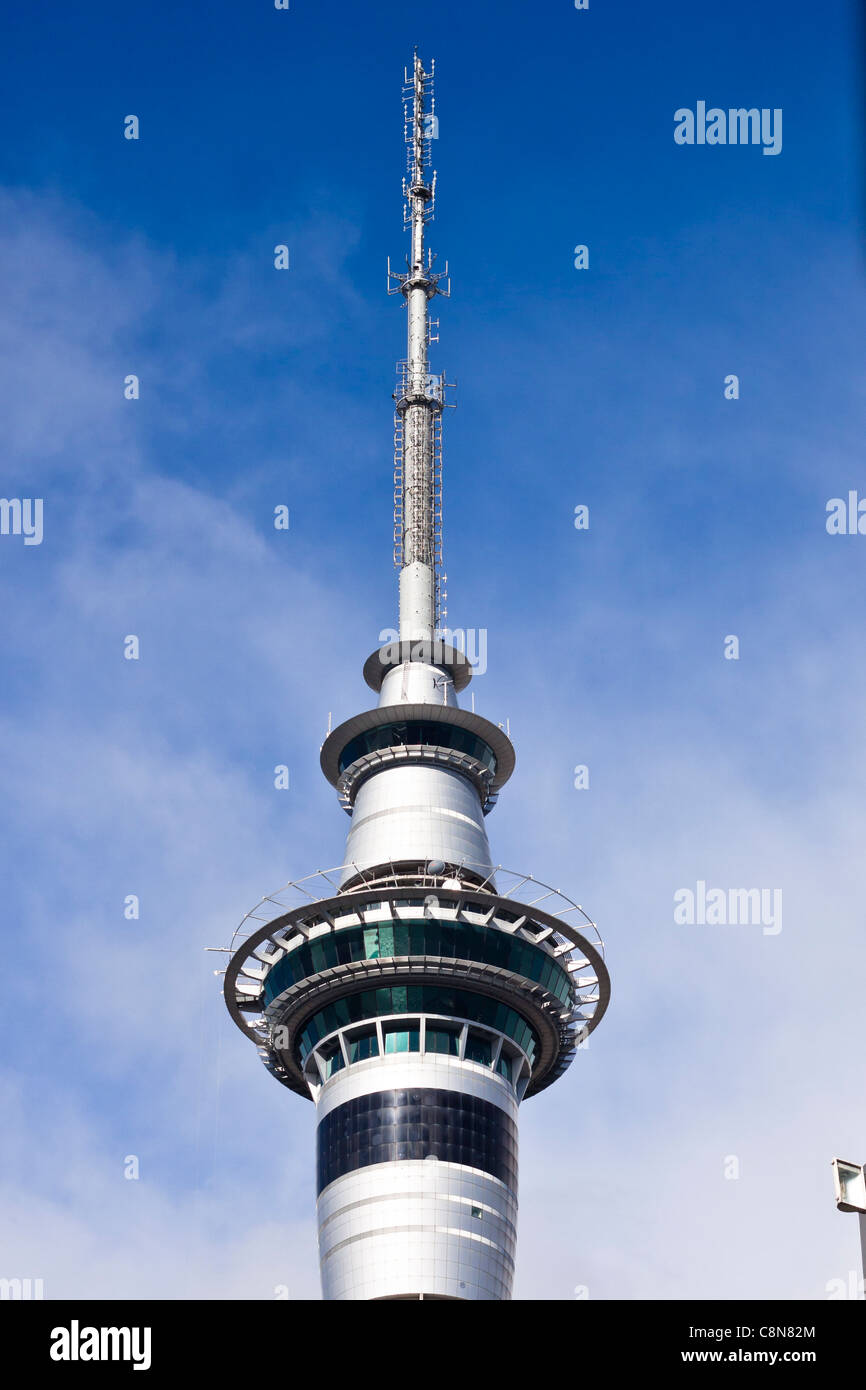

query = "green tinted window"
[264, 919, 573, 1007]
[383, 1023, 420, 1053]
[338, 721, 497, 775]
[464, 1032, 493, 1067]
[426, 1025, 460, 1056]
[319, 1042, 344, 1079]
[298, 985, 538, 1067]
[347, 1028, 379, 1062]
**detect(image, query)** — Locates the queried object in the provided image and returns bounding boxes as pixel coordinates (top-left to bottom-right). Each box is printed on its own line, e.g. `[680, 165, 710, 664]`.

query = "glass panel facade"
[464, 1031, 494, 1067]
[316, 1087, 519, 1195]
[383, 1022, 420, 1053]
[346, 1028, 379, 1063]
[264, 919, 573, 1007]
[426, 1025, 460, 1056]
[496, 1052, 514, 1083]
[319, 1042, 344, 1079]
[337, 721, 497, 775]
[297, 986, 538, 1066]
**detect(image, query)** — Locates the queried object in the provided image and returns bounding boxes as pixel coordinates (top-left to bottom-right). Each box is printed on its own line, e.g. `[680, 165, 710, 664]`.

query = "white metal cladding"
[398, 562, 436, 644]
[339, 763, 493, 886]
[378, 659, 456, 707]
[362, 640, 472, 694]
[316, 1052, 519, 1121]
[318, 1163, 516, 1300]
[316, 1055, 517, 1301]
[335, 743, 497, 817]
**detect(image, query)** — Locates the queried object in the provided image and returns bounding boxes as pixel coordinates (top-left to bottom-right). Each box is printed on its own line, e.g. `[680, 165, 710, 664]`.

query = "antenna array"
[386, 54, 453, 638]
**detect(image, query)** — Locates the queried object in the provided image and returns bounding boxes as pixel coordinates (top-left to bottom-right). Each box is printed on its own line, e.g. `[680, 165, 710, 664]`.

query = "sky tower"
[222, 54, 610, 1301]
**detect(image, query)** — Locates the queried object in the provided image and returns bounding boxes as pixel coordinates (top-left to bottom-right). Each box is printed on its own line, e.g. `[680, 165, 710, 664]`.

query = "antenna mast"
[388, 52, 452, 642]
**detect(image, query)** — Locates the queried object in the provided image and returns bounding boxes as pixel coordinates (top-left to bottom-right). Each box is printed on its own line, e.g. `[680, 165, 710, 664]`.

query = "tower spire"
[389, 53, 451, 642]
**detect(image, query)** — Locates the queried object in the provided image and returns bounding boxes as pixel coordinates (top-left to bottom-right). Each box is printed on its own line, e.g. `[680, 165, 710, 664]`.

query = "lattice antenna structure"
[387, 53, 453, 638]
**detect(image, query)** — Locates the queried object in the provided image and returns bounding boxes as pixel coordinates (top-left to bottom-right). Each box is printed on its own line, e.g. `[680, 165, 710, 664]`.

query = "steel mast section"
[388, 52, 452, 644]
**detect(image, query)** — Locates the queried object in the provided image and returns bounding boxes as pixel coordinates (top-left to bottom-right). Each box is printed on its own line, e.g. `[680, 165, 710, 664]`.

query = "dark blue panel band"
[316, 1087, 518, 1196]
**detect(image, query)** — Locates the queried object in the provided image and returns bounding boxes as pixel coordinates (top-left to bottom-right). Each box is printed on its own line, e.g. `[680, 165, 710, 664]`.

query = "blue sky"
[1, 0, 865, 1299]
